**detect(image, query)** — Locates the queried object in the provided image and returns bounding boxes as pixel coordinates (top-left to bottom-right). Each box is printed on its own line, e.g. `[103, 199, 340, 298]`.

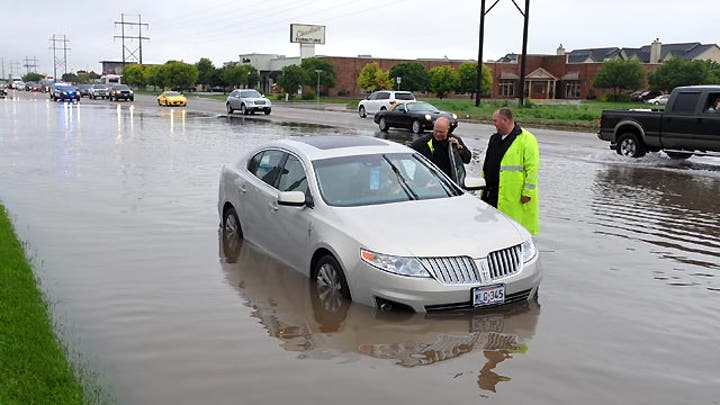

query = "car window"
[248, 150, 286, 187]
[407, 102, 438, 112]
[368, 92, 379, 100]
[395, 92, 415, 100]
[314, 153, 460, 207]
[704, 93, 720, 112]
[278, 155, 308, 193]
[241, 90, 261, 98]
[671, 92, 701, 113]
[377, 92, 390, 100]
[394, 104, 406, 112]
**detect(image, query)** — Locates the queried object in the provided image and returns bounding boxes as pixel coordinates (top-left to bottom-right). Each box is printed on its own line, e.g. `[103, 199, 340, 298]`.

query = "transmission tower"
[49, 35, 70, 80]
[23, 56, 40, 73]
[8, 60, 21, 79]
[114, 14, 150, 68]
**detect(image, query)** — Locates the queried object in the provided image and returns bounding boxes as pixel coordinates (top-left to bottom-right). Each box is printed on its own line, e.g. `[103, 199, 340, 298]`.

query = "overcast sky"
[2, 0, 717, 77]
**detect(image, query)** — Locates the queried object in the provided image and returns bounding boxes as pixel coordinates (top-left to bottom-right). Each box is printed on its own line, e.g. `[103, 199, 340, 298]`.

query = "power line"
[23, 56, 39, 73]
[48, 35, 70, 80]
[114, 13, 150, 66]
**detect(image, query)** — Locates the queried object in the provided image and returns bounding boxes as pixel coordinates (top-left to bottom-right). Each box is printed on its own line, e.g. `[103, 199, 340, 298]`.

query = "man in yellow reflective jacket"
[481, 108, 539, 235]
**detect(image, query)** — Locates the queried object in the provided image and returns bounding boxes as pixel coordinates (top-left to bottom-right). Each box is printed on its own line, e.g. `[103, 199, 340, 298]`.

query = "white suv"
[226, 89, 272, 115]
[358, 90, 415, 118]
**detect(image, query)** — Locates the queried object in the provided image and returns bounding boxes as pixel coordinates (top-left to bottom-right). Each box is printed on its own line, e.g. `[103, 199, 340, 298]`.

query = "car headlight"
[452, 113, 458, 120]
[424, 114, 431, 121]
[129, 90, 134, 94]
[521, 239, 537, 263]
[360, 249, 430, 278]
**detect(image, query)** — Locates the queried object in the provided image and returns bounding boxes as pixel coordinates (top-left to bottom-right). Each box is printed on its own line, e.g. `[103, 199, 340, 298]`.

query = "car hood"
[244, 97, 270, 103]
[324, 194, 528, 258]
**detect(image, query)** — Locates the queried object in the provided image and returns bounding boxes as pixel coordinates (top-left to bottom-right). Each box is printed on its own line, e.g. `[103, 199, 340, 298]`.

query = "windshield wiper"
[383, 156, 418, 200]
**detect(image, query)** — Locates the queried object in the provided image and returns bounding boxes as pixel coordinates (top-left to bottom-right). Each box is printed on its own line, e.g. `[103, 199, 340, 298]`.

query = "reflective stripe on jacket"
[497, 129, 539, 234]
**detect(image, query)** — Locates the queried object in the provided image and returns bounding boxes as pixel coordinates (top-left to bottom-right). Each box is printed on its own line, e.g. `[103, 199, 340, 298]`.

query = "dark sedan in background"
[49, 84, 80, 102]
[374, 101, 458, 134]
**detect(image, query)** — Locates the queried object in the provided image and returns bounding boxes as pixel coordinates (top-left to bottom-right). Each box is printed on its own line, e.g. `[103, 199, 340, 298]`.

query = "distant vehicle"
[49, 83, 80, 102]
[632, 90, 662, 102]
[358, 90, 415, 118]
[24, 81, 37, 91]
[374, 101, 459, 134]
[0, 83, 7, 98]
[226, 89, 271, 115]
[157, 91, 187, 107]
[76, 84, 92, 98]
[598, 85, 720, 159]
[208, 86, 225, 93]
[218, 135, 539, 312]
[88, 84, 109, 99]
[100, 74, 122, 86]
[109, 84, 134, 101]
[12, 81, 25, 91]
[646, 94, 670, 105]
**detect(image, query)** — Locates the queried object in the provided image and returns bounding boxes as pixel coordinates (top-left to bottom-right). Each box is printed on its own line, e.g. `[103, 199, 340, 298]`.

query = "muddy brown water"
[1, 95, 719, 404]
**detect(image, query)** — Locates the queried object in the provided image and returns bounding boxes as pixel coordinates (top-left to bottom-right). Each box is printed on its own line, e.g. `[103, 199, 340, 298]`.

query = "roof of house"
[567, 42, 717, 63]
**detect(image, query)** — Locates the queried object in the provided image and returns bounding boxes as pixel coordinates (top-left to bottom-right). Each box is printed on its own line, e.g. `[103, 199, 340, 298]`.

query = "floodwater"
[1, 94, 719, 404]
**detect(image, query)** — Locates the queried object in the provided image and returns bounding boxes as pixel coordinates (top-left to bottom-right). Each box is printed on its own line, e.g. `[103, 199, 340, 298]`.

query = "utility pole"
[9, 60, 21, 79]
[24, 56, 39, 73]
[517, 0, 531, 107]
[1, 57, 5, 79]
[49, 35, 70, 80]
[475, 0, 500, 106]
[114, 14, 150, 69]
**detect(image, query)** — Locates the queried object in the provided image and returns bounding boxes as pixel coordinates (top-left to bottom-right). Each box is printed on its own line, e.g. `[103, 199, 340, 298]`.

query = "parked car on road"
[598, 85, 720, 159]
[226, 89, 271, 115]
[632, 90, 661, 102]
[218, 135, 540, 313]
[89, 84, 109, 99]
[109, 84, 134, 101]
[157, 91, 187, 107]
[49, 83, 80, 102]
[645, 94, 670, 105]
[374, 101, 458, 134]
[76, 84, 92, 98]
[358, 90, 415, 118]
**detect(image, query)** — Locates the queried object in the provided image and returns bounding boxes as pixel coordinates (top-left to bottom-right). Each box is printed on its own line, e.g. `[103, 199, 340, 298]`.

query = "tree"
[456, 62, 492, 98]
[144, 65, 165, 90]
[22, 72, 43, 82]
[428, 66, 459, 98]
[196, 58, 216, 88]
[277, 65, 307, 98]
[123, 64, 147, 88]
[358, 62, 391, 92]
[648, 58, 712, 92]
[592, 59, 645, 101]
[61, 73, 78, 83]
[162, 61, 199, 89]
[388, 62, 428, 92]
[300, 57, 336, 90]
[220, 64, 244, 89]
[237, 64, 260, 88]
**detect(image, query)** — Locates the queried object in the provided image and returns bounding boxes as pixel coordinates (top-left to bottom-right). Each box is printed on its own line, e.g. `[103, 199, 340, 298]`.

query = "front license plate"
[472, 284, 505, 307]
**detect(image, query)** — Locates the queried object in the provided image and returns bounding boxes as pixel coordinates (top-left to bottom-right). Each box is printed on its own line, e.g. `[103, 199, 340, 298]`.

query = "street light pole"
[315, 69, 323, 103]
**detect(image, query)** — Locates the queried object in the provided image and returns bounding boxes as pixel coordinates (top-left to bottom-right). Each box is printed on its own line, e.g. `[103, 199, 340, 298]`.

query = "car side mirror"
[277, 191, 307, 207]
[463, 177, 486, 191]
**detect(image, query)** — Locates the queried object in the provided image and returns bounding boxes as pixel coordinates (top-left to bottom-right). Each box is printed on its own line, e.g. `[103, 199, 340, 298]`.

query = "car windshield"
[165, 91, 181, 96]
[395, 92, 415, 100]
[92, 85, 107, 90]
[313, 153, 461, 207]
[241, 90, 262, 98]
[406, 102, 439, 112]
[55, 86, 73, 91]
[114, 85, 130, 90]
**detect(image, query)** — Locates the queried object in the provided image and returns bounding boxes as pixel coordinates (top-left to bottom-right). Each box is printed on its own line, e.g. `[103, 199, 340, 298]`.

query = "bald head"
[433, 117, 450, 141]
[492, 108, 515, 135]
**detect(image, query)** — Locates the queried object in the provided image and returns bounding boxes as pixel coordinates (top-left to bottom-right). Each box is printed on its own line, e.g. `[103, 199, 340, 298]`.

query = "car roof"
[265, 135, 411, 161]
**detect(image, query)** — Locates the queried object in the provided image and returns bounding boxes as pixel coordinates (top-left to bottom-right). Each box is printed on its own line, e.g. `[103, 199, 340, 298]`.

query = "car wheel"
[411, 120, 423, 134]
[378, 117, 389, 132]
[380, 106, 387, 111]
[313, 255, 351, 300]
[158, 100, 162, 106]
[240, 104, 247, 115]
[666, 151, 692, 160]
[264, 109, 271, 115]
[221, 206, 243, 262]
[358, 105, 367, 118]
[616, 133, 646, 158]
[226, 103, 234, 114]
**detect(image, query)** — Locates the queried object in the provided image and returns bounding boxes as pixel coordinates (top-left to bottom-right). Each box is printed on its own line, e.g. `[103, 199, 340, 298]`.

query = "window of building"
[499, 81, 515, 97]
[565, 82, 580, 99]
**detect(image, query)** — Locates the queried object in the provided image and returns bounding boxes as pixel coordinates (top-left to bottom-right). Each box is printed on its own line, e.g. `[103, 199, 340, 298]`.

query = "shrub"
[301, 91, 316, 100]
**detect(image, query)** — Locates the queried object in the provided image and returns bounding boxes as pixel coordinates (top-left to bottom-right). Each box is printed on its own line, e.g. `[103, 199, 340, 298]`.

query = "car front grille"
[254, 100, 266, 105]
[419, 244, 522, 286]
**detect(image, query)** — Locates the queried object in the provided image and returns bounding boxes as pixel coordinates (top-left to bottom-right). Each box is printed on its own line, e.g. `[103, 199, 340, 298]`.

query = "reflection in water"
[592, 165, 720, 287]
[219, 229, 540, 394]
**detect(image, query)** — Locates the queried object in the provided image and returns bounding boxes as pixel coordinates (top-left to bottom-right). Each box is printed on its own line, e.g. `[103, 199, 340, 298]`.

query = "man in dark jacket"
[410, 117, 471, 180]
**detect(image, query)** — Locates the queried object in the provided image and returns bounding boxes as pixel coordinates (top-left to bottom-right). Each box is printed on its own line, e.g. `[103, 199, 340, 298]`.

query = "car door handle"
[269, 202, 279, 212]
[239, 185, 247, 193]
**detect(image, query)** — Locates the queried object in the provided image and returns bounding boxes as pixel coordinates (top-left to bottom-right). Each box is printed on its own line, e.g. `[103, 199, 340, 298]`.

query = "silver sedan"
[218, 136, 541, 313]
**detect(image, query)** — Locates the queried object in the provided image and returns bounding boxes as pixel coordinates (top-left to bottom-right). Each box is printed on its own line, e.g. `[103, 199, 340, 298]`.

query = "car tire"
[380, 106, 387, 111]
[221, 206, 243, 261]
[158, 100, 162, 106]
[616, 133, 646, 158]
[358, 105, 367, 118]
[378, 117, 389, 132]
[411, 120, 423, 134]
[240, 104, 247, 115]
[313, 255, 351, 300]
[666, 151, 692, 160]
[226, 103, 234, 114]
[264, 109, 271, 115]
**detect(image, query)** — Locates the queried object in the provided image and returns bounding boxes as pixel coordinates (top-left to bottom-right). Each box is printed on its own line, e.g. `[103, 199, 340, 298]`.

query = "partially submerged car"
[218, 135, 541, 313]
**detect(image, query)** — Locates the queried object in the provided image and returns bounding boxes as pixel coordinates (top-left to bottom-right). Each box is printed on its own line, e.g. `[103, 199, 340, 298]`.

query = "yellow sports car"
[157, 91, 187, 107]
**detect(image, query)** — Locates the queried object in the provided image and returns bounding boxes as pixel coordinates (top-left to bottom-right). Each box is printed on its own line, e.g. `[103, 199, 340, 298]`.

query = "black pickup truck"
[598, 85, 720, 159]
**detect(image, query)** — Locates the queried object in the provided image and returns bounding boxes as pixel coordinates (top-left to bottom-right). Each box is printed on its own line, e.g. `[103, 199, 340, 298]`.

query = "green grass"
[0, 204, 99, 404]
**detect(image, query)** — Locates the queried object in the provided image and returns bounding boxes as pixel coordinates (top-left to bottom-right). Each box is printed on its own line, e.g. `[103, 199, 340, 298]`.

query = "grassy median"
[0, 204, 88, 403]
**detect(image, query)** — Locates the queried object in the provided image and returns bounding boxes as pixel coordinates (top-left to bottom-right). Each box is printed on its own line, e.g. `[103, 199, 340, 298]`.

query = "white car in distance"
[358, 90, 415, 118]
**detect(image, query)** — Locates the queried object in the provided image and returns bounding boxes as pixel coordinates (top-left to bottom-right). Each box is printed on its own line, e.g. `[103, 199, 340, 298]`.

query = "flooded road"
[1, 93, 719, 404]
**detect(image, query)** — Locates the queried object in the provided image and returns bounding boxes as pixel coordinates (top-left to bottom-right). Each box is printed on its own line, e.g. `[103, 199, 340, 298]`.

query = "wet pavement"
[1, 93, 719, 404]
